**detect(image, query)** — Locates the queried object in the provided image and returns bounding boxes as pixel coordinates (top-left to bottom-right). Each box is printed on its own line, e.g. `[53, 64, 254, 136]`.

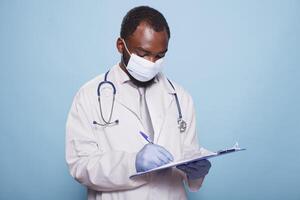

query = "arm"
[181, 94, 210, 191]
[65, 91, 148, 192]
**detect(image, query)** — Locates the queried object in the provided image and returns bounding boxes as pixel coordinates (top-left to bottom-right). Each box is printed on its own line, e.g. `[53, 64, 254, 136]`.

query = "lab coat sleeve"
[65, 90, 148, 192]
[182, 93, 206, 192]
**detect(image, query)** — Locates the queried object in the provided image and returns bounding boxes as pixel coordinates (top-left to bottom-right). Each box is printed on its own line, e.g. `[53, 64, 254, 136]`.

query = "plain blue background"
[1, 0, 299, 199]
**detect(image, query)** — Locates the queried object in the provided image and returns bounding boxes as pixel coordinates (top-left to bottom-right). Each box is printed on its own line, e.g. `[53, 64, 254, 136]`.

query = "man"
[66, 6, 211, 200]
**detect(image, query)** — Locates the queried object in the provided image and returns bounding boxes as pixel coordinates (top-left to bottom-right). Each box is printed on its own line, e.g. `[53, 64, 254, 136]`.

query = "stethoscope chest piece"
[178, 118, 187, 133]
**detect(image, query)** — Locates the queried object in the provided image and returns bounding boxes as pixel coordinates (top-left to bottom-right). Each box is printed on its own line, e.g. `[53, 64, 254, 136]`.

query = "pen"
[139, 131, 153, 144]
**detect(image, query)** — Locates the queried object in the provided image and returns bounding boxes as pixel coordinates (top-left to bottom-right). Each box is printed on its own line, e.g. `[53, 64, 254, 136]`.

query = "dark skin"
[116, 22, 169, 87]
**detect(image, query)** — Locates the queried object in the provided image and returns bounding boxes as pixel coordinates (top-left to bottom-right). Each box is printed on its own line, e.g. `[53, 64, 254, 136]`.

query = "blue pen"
[139, 131, 153, 144]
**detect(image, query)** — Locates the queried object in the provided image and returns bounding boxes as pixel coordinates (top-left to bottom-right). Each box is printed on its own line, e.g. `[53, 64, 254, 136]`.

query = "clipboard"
[130, 143, 246, 179]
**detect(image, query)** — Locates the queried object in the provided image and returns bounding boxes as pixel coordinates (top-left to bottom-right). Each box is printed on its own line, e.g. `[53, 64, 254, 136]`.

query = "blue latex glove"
[136, 144, 174, 172]
[177, 159, 211, 180]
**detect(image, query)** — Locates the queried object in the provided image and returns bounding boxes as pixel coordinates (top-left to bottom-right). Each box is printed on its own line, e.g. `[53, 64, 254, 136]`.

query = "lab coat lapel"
[115, 83, 141, 122]
[147, 75, 175, 143]
[113, 83, 151, 146]
[109, 65, 141, 122]
[114, 81, 155, 146]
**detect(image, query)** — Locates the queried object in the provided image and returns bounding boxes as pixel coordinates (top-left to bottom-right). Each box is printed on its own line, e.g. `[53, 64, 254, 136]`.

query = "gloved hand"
[136, 144, 174, 172]
[177, 159, 211, 180]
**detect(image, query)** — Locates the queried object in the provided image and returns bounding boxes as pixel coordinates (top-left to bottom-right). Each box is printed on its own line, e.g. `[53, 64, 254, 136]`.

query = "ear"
[116, 37, 124, 54]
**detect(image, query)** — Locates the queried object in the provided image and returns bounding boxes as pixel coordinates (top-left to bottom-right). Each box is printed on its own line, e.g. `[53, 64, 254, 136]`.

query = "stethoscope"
[93, 70, 187, 133]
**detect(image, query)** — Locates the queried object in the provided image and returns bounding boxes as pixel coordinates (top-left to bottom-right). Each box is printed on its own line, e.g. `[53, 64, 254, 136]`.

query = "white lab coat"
[66, 64, 205, 200]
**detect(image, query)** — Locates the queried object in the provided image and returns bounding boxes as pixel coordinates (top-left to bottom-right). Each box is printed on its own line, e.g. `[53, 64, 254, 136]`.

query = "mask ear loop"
[120, 38, 132, 68]
[120, 38, 132, 55]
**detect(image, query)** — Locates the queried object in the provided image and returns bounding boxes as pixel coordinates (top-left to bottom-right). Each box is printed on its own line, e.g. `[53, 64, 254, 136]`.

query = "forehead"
[127, 22, 169, 52]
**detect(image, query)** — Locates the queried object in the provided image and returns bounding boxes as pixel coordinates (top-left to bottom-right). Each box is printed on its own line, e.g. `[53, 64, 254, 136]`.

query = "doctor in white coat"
[66, 6, 211, 200]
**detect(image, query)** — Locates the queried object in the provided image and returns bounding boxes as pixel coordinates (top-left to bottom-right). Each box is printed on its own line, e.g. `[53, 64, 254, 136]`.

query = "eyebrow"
[136, 47, 168, 55]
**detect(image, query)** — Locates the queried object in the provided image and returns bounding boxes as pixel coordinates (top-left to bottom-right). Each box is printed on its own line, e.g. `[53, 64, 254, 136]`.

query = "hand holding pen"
[135, 131, 174, 172]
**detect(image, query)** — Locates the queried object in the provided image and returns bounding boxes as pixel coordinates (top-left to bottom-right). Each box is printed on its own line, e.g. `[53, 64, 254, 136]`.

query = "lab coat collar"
[156, 72, 176, 94]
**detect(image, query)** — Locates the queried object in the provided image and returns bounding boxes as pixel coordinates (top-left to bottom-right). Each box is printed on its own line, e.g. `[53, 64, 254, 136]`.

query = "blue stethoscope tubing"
[93, 70, 187, 132]
[93, 71, 119, 126]
[167, 79, 187, 133]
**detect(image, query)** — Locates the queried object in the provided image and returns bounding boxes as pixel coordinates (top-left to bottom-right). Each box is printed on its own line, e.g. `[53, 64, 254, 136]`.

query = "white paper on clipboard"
[130, 142, 246, 179]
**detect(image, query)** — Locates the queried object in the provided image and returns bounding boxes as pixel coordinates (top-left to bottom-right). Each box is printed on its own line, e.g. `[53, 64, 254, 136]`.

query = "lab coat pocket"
[73, 139, 100, 157]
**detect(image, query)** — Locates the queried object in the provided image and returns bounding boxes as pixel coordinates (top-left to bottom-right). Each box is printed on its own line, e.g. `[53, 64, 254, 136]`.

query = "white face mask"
[121, 39, 164, 82]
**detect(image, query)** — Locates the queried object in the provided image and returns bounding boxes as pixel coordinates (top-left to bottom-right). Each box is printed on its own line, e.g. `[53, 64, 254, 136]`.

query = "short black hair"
[120, 6, 170, 40]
